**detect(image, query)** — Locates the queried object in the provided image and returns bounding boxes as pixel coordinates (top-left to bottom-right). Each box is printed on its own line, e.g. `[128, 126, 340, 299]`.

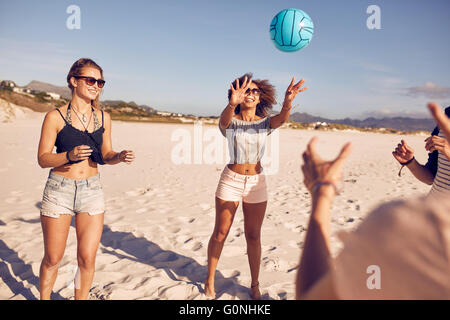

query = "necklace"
[72, 104, 90, 123]
[70, 103, 93, 133]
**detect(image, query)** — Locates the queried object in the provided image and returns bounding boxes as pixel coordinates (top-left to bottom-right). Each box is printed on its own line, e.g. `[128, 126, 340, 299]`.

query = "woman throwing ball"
[205, 73, 307, 299]
[37, 58, 134, 300]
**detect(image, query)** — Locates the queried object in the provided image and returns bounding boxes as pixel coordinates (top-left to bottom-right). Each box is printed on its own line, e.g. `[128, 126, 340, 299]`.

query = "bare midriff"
[227, 161, 262, 175]
[52, 159, 99, 180]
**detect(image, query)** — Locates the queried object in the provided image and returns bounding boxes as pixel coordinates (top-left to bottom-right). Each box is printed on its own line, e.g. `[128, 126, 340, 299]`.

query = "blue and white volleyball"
[270, 8, 314, 52]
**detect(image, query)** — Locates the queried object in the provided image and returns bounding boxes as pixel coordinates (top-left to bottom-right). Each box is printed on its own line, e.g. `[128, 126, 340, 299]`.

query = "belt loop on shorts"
[61, 177, 65, 187]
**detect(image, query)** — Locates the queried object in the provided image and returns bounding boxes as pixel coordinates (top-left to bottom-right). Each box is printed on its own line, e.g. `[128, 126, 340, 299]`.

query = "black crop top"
[55, 105, 106, 165]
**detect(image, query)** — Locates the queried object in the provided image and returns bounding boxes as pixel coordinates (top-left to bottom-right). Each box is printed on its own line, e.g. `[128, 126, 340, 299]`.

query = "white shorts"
[215, 166, 268, 203]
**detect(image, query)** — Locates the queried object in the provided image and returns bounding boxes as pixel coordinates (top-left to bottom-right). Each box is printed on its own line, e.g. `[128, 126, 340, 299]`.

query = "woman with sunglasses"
[204, 73, 307, 299]
[37, 58, 134, 300]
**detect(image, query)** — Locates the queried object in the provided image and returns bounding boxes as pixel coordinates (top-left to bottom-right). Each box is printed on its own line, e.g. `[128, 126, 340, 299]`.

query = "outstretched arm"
[296, 137, 352, 299]
[270, 77, 307, 129]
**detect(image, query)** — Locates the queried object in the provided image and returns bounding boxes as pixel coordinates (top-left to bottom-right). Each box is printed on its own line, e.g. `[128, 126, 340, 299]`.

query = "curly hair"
[228, 73, 276, 118]
[67, 58, 104, 108]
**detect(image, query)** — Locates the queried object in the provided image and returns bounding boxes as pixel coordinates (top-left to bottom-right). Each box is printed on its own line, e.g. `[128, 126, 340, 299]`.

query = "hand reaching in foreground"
[301, 137, 352, 197]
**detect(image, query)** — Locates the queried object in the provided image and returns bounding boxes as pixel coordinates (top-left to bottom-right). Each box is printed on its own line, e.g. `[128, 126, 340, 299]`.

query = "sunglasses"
[74, 76, 106, 88]
[245, 88, 261, 96]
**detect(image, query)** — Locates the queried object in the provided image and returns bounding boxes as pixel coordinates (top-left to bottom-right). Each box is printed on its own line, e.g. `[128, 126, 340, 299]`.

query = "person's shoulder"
[45, 105, 65, 121]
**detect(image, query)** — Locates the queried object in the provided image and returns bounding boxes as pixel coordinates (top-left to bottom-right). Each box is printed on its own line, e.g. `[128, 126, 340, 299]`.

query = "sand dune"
[0, 111, 431, 300]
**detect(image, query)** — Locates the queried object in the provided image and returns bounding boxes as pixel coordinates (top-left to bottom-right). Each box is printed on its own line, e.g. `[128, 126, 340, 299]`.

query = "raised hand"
[425, 135, 450, 159]
[301, 137, 352, 196]
[68, 145, 92, 162]
[229, 76, 252, 107]
[392, 140, 415, 164]
[284, 77, 307, 106]
[119, 150, 135, 164]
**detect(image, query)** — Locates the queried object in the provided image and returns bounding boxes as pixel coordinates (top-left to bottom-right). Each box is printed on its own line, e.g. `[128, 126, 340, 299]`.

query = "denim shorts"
[40, 171, 105, 218]
[215, 166, 267, 203]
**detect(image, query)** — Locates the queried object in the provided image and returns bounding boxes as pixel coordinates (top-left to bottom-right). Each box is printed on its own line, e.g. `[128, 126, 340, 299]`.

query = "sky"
[0, 0, 449, 119]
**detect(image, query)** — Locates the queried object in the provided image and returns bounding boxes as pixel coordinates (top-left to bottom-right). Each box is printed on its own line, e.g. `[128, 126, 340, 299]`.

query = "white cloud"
[405, 82, 450, 99]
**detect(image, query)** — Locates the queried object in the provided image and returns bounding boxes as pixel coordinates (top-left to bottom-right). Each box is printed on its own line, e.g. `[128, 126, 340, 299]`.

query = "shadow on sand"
[0, 239, 64, 300]
[0, 220, 271, 300]
[101, 225, 271, 299]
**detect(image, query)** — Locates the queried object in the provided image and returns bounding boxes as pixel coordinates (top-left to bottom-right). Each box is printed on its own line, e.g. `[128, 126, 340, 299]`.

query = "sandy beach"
[0, 110, 432, 300]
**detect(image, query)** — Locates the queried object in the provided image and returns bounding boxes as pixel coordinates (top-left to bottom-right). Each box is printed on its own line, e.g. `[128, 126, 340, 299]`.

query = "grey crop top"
[219, 117, 275, 164]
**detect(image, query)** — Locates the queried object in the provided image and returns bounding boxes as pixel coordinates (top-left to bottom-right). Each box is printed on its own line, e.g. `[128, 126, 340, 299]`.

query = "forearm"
[278, 101, 293, 124]
[406, 159, 435, 185]
[219, 104, 236, 128]
[103, 151, 121, 165]
[296, 187, 334, 299]
[38, 152, 69, 168]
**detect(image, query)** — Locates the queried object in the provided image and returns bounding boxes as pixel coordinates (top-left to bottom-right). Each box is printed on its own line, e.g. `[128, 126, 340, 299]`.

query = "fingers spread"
[235, 78, 240, 90]
[333, 142, 352, 169]
[289, 77, 295, 89]
[242, 76, 248, 89]
[294, 78, 305, 89]
[336, 142, 352, 161]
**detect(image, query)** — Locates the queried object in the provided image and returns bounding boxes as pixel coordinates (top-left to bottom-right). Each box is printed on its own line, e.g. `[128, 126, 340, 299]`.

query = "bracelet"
[399, 156, 415, 166]
[398, 156, 415, 177]
[312, 181, 338, 196]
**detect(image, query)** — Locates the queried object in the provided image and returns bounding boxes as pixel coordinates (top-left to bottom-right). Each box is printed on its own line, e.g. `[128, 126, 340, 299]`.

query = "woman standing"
[205, 73, 307, 299]
[37, 58, 134, 300]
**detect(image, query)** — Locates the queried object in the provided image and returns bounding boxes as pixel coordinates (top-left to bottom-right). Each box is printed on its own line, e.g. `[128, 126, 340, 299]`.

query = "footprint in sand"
[176, 235, 193, 244]
[88, 285, 111, 300]
[262, 257, 289, 272]
[191, 242, 203, 251]
[167, 226, 181, 234]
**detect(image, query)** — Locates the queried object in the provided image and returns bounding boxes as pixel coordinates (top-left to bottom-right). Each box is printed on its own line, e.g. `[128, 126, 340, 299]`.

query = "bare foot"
[204, 281, 216, 299]
[250, 282, 261, 300]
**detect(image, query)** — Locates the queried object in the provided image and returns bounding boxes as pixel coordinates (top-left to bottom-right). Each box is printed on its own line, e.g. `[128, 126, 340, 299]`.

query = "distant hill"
[25, 80, 72, 100]
[102, 100, 156, 114]
[6, 80, 441, 132]
[289, 112, 436, 132]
